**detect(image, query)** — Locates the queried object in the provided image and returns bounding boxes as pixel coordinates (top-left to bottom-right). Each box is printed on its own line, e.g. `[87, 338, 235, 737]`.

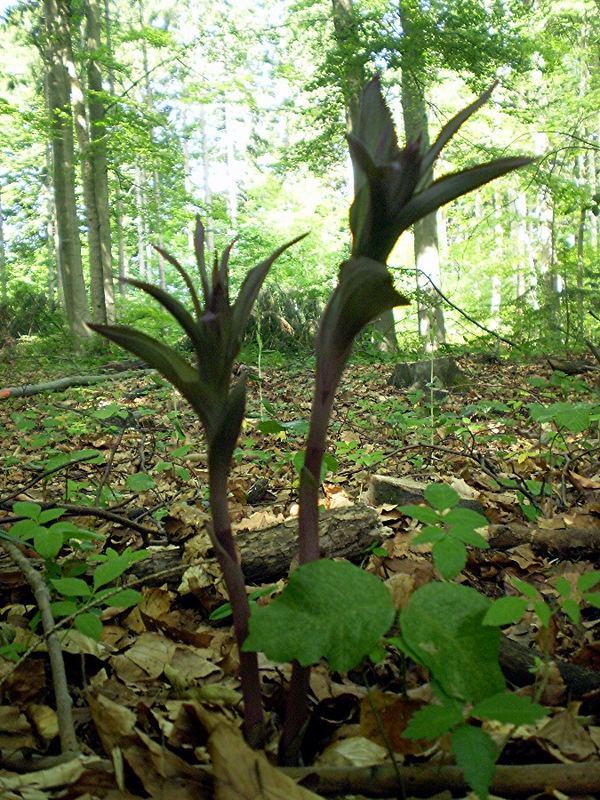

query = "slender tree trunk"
[134, 166, 147, 280]
[577, 206, 586, 340]
[224, 103, 238, 224]
[65, 2, 108, 326]
[103, 0, 127, 293]
[399, 1, 444, 350]
[137, 0, 164, 285]
[85, 0, 115, 321]
[332, 0, 398, 352]
[44, 142, 59, 310]
[42, 0, 89, 342]
[200, 108, 216, 253]
[0, 188, 6, 305]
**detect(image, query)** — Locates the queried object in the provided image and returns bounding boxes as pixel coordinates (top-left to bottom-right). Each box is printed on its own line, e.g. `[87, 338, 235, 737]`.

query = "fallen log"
[131, 504, 386, 587]
[0, 369, 152, 399]
[488, 523, 600, 558]
[499, 634, 600, 697]
[285, 762, 600, 798]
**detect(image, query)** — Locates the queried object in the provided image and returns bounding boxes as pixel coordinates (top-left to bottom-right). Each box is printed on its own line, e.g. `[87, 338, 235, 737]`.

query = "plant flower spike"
[89, 221, 305, 746]
[275, 77, 533, 763]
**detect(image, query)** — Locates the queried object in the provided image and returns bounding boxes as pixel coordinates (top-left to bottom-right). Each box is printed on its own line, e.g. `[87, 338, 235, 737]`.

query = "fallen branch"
[285, 761, 600, 797]
[0, 541, 79, 755]
[0, 368, 152, 399]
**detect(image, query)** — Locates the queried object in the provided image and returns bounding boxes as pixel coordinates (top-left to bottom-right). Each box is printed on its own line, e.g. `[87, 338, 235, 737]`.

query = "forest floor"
[0, 349, 600, 799]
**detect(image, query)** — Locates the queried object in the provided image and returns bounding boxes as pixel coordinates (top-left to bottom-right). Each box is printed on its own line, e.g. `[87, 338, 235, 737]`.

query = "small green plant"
[401, 484, 489, 579]
[2, 501, 146, 654]
[90, 77, 531, 762]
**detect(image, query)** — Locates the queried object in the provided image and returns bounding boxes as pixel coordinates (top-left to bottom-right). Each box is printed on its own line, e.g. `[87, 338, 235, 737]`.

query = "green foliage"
[451, 724, 497, 800]
[401, 484, 489, 579]
[397, 581, 504, 703]
[0, 503, 146, 659]
[243, 559, 395, 671]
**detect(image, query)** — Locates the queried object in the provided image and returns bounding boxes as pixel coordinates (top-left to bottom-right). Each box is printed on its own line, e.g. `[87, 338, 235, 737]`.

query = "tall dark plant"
[278, 78, 532, 763]
[90, 78, 532, 761]
[89, 224, 305, 746]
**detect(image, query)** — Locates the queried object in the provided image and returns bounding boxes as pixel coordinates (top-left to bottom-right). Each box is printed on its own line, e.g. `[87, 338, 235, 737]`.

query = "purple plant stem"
[279, 376, 335, 764]
[209, 467, 264, 746]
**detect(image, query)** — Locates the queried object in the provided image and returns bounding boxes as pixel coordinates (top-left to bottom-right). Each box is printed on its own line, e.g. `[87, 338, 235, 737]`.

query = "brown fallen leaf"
[208, 720, 323, 799]
[360, 690, 428, 755]
[567, 471, 600, 491]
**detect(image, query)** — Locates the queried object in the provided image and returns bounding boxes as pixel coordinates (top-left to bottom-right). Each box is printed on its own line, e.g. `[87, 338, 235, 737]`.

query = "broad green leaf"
[444, 507, 489, 532]
[403, 701, 464, 740]
[170, 444, 192, 458]
[50, 600, 78, 617]
[412, 526, 445, 545]
[75, 613, 103, 641]
[578, 571, 600, 592]
[93, 556, 132, 590]
[13, 501, 42, 521]
[451, 724, 497, 800]
[425, 484, 459, 510]
[38, 508, 65, 525]
[450, 528, 489, 549]
[534, 600, 552, 628]
[511, 577, 539, 600]
[400, 504, 441, 525]
[34, 527, 63, 560]
[554, 577, 572, 598]
[126, 473, 155, 492]
[400, 582, 504, 703]
[482, 597, 528, 626]
[243, 559, 395, 672]
[432, 537, 467, 579]
[258, 419, 286, 434]
[105, 589, 142, 608]
[9, 519, 42, 541]
[472, 692, 547, 725]
[51, 577, 92, 597]
[583, 592, 600, 609]
[563, 595, 583, 622]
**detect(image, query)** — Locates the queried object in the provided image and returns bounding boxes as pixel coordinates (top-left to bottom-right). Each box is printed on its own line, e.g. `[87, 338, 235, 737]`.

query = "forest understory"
[0, 349, 599, 799]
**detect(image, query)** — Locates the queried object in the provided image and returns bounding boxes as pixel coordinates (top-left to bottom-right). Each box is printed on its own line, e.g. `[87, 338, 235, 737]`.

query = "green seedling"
[401, 484, 489, 579]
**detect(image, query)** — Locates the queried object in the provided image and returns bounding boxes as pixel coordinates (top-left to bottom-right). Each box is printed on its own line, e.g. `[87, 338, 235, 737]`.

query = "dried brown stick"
[0, 542, 79, 755]
[284, 761, 600, 797]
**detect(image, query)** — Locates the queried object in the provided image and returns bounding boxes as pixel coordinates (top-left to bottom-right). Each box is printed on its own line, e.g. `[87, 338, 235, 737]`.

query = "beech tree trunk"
[103, 0, 127, 293]
[85, 0, 115, 321]
[0, 188, 6, 305]
[42, 0, 89, 341]
[399, 1, 444, 350]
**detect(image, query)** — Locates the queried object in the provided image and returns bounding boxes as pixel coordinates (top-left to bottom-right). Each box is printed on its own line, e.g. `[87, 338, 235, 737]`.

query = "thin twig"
[0, 542, 79, 754]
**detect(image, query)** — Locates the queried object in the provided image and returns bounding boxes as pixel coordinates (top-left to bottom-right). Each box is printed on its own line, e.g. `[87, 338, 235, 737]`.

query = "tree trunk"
[65, 1, 107, 326]
[85, 0, 115, 321]
[103, 0, 127, 294]
[44, 140, 59, 310]
[332, 0, 398, 353]
[0, 188, 6, 305]
[134, 167, 148, 281]
[42, 0, 89, 342]
[399, 1, 444, 350]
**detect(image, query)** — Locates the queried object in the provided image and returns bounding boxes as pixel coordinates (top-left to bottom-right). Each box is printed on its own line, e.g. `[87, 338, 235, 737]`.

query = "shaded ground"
[0, 351, 599, 798]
